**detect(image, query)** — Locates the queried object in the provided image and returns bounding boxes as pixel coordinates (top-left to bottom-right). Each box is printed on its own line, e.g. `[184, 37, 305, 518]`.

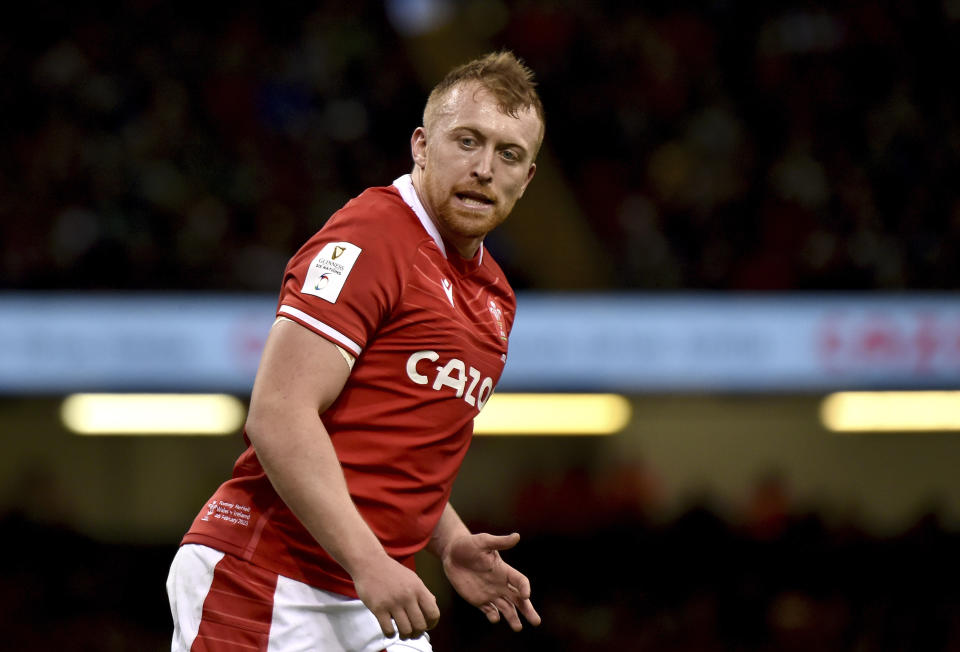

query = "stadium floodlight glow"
[60, 392, 630, 437]
[820, 391, 960, 433]
[61, 393, 246, 436]
[474, 393, 631, 436]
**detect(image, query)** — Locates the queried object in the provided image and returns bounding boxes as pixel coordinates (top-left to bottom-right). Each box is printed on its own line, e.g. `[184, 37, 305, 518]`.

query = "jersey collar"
[393, 174, 484, 266]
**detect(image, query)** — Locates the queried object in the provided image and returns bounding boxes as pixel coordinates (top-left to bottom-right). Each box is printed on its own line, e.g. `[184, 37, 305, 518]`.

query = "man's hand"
[353, 555, 440, 640]
[441, 532, 541, 631]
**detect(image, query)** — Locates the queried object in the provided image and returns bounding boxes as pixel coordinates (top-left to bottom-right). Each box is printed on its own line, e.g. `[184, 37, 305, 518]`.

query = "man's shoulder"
[338, 183, 405, 224]
[288, 183, 435, 280]
[325, 184, 429, 247]
[348, 183, 404, 210]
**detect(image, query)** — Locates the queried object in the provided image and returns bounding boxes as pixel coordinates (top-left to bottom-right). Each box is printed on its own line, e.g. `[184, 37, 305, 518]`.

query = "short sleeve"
[276, 191, 413, 356]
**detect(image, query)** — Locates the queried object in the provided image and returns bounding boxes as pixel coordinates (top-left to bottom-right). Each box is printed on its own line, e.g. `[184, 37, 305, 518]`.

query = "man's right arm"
[244, 318, 439, 639]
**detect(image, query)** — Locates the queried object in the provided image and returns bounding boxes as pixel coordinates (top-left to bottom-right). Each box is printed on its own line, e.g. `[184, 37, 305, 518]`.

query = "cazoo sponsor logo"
[405, 350, 495, 410]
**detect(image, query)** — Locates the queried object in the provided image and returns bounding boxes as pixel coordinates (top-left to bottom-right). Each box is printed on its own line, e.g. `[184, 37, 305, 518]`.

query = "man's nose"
[471, 147, 494, 183]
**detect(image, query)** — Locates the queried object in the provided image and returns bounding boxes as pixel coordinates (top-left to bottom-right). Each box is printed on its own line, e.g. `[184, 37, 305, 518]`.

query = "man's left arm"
[427, 502, 541, 631]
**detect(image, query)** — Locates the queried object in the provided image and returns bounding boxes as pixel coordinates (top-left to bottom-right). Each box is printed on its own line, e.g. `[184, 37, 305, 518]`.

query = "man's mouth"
[456, 191, 495, 208]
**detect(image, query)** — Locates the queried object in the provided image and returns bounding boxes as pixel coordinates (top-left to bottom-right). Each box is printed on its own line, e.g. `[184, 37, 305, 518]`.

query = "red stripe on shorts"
[191, 554, 279, 651]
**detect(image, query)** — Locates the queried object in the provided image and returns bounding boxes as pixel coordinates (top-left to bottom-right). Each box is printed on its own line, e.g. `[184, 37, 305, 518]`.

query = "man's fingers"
[392, 610, 415, 639]
[420, 593, 441, 630]
[518, 597, 542, 627]
[507, 572, 532, 599]
[481, 602, 500, 624]
[507, 575, 540, 626]
[355, 562, 438, 640]
[493, 597, 523, 632]
[477, 531, 521, 551]
[375, 612, 396, 639]
[481, 593, 541, 630]
[396, 591, 439, 640]
[408, 606, 430, 638]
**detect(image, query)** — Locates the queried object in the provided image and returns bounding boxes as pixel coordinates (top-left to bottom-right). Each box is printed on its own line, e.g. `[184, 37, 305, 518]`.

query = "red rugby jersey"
[182, 175, 516, 597]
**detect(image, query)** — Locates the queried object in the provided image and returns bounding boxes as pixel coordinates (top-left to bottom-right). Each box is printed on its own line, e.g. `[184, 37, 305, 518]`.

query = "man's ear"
[518, 163, 537, 198]
[411, 127, 427, 168]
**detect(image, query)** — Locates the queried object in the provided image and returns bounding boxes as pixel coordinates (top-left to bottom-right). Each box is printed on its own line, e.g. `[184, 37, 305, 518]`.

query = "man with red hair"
[167, 50, 545, 651]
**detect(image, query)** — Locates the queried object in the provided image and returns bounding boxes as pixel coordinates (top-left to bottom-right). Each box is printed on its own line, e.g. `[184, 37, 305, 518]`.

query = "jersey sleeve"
[276, 193, 412, 356]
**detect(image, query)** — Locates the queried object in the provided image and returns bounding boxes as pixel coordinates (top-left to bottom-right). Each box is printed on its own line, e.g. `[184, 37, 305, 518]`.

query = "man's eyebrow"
[451, 125, 530, 156]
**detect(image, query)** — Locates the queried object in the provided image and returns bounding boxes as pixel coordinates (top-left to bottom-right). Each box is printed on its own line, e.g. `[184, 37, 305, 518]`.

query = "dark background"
[2, 1, 959, 650]
[5, 0, 960, 293]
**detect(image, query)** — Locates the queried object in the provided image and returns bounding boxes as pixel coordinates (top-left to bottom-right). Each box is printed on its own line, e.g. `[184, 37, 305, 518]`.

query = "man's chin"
[445, 214, 498, 236]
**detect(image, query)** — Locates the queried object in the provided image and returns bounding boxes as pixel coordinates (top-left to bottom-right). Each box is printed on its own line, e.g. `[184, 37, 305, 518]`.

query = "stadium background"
[2, 1, 960, 650]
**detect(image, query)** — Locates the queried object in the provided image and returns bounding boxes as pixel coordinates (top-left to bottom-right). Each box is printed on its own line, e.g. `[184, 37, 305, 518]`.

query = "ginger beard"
[411, 83, 541, 259]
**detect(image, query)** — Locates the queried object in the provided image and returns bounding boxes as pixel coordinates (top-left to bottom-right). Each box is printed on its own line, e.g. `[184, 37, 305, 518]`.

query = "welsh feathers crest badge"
[488, 299, 507, 341]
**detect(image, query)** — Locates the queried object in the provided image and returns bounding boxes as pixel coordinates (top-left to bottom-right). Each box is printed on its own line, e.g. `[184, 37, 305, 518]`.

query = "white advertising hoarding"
[1, 292, 959, 393]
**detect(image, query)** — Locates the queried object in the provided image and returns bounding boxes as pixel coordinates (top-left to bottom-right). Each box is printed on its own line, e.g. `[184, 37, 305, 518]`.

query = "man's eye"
[501, 150, 519, 162]
[460, 137, 476, 147]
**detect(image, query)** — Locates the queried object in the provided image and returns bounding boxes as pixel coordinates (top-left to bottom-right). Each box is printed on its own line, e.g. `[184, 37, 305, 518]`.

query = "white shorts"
[167, 543, 432, 652]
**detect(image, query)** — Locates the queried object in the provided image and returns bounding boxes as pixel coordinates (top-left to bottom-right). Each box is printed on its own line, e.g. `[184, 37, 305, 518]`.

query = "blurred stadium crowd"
[3, 0, 960, 291]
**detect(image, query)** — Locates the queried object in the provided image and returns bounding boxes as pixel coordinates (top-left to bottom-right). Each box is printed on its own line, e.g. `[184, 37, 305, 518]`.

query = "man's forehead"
[433, 82, 542, 143]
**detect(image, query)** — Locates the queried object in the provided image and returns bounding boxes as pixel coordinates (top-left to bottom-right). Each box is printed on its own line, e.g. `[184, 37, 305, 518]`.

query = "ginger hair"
[423, 50, 545, 155]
